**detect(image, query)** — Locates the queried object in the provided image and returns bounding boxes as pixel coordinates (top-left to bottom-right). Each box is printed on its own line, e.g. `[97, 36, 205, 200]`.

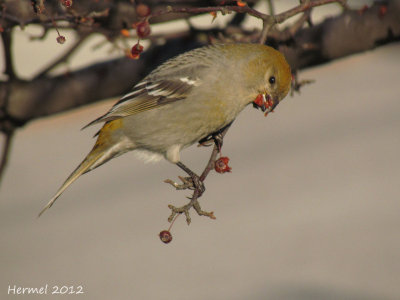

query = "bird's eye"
[269, 76, 276, 85]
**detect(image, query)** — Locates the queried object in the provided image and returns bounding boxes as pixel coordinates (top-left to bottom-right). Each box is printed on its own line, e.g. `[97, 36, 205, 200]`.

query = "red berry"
[136, 21, 151, 39]
[136, 4, 151, 17]
[253, 94, 264, 108]
[61, 0, 72, 8]
[130, 42, 144, 59]
[215, 157, 232, 174]
[159, 230, 172, 244]
[56, 35, 66, 44]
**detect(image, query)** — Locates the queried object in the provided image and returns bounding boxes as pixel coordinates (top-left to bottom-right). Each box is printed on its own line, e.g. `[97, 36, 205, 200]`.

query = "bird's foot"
[198, 128, 225, 151]
[164, 174, 205, 196]
[198, 139, 214, 147]
[164, 164, 211, 224]
[164, 176, 194, 190]
[167, 199, 216, 225]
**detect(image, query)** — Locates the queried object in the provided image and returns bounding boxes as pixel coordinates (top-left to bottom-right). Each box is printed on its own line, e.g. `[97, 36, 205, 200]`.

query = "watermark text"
[7, 284, 84, 295]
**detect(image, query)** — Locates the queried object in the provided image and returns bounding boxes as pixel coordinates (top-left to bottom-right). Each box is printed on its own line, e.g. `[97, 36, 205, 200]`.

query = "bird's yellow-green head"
[261, 47, 291, 102]
[236, 44, 291, 113]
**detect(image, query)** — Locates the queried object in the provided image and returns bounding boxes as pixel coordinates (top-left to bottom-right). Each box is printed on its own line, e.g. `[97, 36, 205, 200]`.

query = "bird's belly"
[121, 99, 237, 153]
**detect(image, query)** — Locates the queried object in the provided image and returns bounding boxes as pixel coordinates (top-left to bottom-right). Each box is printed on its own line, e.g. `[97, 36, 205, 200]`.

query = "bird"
[39, 43, 291, 217]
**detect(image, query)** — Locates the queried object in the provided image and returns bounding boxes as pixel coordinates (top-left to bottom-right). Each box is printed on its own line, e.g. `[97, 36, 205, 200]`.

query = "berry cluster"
[126, 4, 152, 59]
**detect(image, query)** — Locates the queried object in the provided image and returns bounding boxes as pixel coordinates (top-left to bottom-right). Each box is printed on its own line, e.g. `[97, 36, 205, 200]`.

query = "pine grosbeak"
[39, 43, 291, 216]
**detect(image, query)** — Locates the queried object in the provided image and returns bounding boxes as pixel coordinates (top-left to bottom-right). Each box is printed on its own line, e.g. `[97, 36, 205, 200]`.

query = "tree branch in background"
[0, 130, 14, 185]
[0, 0, 399, 181]
[34, 33, 90, 79]
[1, 30, 16, 80]
[1, 1, 397, 124]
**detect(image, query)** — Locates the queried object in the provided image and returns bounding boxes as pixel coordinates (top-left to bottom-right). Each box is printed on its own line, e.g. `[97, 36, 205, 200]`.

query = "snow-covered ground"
[1, 27, 399, 300]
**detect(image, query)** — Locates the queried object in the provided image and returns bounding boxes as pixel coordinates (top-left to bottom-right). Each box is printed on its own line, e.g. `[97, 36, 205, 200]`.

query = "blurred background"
[1, 1, 400, 299]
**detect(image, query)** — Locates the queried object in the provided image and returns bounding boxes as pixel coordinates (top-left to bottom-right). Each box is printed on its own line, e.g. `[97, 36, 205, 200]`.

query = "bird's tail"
[38, 120, 133, 217]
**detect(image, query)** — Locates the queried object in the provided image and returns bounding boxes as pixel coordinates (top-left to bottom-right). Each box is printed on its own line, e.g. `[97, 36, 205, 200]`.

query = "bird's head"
[246, 45, 292, 115]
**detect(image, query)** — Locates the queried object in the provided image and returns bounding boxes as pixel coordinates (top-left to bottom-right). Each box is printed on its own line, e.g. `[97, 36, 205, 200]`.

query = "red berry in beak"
[253, 94, 266, 112]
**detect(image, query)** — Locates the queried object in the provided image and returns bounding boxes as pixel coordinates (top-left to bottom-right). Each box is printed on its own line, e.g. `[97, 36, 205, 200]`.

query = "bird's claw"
[198, 140, 214, 147]
[198, 128, 226, 151]
[164, 176, 194, 190]
[164, 175, 205, 196]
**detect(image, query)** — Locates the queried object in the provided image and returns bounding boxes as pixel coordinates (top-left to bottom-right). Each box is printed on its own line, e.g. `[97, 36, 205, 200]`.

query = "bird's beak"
[271, 95, 280, 109]
[252, 93, 280, 116]
[263, 94, 279, 117]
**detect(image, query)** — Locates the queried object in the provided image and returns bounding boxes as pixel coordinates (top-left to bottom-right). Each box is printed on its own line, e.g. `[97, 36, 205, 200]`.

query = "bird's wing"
[83, 64, 206, 129]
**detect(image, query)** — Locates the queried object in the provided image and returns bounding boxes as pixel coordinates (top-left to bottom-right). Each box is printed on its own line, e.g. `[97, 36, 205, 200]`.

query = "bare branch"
[259, 0, 347, 44]
[1, 0, 399, 124]
[147, 0, 348, 45]
[266, 0, 275, 15]
[149, 5, 268, 21]
[34, 33, 90, 79]
[1, 29, 16, 80]
[0, 130, 14, 185]
[200, 125, 230, 181]
[274, 0, 347, 24]
[166, 124, 230, 224]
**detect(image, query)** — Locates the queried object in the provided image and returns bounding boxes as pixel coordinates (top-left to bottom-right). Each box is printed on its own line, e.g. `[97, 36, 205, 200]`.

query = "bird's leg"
[164, 124, 231, 224]
[176, 161, 205, 195]
[212, 132, 223, 153]
[198, 131, 223, 150]
[164, 162, 205, 194]
[198, 122, 230, 151]
[165, 162, 215, 224]
[164, 176, 194, 191]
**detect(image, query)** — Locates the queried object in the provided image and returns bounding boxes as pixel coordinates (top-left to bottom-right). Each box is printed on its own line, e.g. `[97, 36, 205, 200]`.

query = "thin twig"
[149, 0, 348, 45]
[259, 19, 274, 44]
[166, 124, 230, 224]
[0, 0, 348, 47]
[150, 5, 268, 21]
[1, 29, 16, 80]
[35, 33, 90, 79]
[0, 131, 14, 185]
[274, 9, 313, 41]
[274, 0, 347, 23]
[0, 11, 22, 26]
[259, 0, 347, 44]
[267, 0, 275, 15]
[200, 126, 230, 181]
